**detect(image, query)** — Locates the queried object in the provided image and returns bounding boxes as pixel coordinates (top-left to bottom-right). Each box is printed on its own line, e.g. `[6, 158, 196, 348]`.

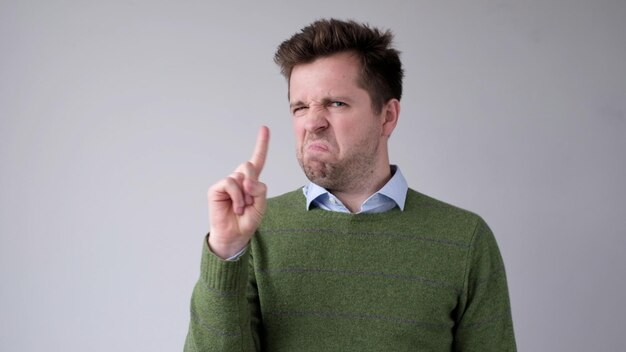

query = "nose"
[304, 106, 329, 133]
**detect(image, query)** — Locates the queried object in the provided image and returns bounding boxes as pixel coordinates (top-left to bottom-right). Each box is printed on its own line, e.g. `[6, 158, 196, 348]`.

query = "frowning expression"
[289, 52, 389, 191]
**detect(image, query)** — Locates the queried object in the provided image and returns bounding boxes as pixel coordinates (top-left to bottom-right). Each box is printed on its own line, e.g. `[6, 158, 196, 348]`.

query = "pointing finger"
[249, 125, 270, 176]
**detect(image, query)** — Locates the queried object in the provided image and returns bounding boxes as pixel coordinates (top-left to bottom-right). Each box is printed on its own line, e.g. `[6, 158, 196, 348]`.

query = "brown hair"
[274, 18, 403, 112]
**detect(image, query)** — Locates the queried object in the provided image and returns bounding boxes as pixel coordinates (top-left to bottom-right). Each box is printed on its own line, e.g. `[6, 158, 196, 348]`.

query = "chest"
[250, 229, 465, 347]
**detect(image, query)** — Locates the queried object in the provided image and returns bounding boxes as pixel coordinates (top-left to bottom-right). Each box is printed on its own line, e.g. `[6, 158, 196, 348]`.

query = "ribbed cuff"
[200, 235, 249, 292]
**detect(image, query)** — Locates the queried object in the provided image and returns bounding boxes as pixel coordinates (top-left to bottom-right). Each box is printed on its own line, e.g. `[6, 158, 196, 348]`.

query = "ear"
[381, 99, 400, 137]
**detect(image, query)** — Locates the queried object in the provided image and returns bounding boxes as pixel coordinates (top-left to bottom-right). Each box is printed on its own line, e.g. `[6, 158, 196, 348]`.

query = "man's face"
[289, 52, 388, 192]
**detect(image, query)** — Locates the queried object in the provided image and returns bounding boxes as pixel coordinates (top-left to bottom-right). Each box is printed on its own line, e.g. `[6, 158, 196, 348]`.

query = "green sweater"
[185, 189, 516, 351]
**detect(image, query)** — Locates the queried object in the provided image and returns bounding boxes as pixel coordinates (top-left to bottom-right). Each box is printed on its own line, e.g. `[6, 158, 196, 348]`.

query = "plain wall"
[1, 0, 625, 351]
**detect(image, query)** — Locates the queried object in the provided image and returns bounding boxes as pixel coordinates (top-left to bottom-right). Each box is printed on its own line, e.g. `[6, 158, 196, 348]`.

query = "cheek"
[292, 120, 305, 146]
[336, 120, 372, 147]
[291, 117, 299, 133]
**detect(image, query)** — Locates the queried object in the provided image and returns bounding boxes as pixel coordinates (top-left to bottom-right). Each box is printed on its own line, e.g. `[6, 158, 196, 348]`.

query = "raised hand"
[207, 126, 270, 259]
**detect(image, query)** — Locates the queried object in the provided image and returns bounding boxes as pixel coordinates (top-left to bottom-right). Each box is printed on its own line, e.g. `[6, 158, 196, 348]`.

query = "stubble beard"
[297, 134, 380, 192]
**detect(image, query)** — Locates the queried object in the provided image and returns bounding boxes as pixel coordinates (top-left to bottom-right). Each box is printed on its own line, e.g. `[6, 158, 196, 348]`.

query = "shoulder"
[267, 188, 305, 208]
[405, 188, 480, 217]
[404, 188, 490, 243]
[258, 188, 307, 231]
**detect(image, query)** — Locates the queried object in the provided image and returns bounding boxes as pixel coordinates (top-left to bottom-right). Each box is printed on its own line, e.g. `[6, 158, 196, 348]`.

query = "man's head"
[274, 18, 403, 113]
[276, 19, 403, 196]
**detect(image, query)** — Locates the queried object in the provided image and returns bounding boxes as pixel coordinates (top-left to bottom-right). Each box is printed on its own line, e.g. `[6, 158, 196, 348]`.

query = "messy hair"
[274, 18, 403, 112]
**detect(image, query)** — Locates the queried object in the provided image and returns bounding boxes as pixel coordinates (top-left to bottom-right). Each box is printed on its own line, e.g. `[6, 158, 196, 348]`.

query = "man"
[185, 19, 516, 351]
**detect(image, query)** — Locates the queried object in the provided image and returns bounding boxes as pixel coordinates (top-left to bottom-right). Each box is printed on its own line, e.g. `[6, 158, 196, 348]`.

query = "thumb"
[244, 178, 267, 200]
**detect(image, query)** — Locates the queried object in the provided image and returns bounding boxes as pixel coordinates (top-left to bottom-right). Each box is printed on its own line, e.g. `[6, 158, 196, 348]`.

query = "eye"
[292, 106, 308, 115]
[330, 101, 347, 108]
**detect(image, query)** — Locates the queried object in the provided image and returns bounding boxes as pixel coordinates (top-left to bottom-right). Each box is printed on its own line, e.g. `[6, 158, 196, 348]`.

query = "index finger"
[249, 125, 270, 175]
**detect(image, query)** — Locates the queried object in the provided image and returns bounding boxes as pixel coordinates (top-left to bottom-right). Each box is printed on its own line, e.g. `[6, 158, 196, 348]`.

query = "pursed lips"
[305, 140, 332, 153]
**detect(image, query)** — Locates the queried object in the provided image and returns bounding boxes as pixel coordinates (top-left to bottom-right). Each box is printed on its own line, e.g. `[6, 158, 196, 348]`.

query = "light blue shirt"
[303, 165, 408, 213]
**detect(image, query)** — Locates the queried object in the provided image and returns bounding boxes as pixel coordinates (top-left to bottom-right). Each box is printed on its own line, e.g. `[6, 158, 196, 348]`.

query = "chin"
[303, 163, 327, 179]
[303, 162, 340, 187]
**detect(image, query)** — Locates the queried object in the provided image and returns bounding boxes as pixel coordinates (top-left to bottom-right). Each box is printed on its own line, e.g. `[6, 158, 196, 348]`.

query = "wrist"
[207, 234, 249, 259]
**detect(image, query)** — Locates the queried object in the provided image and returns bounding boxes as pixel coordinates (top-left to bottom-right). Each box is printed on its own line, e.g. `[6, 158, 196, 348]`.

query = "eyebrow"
[289, 101, 306, 109]
[289, 96, 353, 109]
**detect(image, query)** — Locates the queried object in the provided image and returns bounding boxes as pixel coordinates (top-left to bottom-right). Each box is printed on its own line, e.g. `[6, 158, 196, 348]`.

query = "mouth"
[306, 141, 330, 153]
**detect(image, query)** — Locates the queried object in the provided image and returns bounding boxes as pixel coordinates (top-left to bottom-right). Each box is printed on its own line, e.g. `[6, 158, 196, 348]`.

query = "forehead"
[288, 52, 365, 100]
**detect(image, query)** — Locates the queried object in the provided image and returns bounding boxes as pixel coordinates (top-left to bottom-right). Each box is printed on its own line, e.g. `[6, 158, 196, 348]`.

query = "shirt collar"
[302, 165, 408, 212]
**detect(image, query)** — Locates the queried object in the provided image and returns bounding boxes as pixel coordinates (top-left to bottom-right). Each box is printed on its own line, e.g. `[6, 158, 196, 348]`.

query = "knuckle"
[236, 162, 257, 178]
[242, 161, 255, 173]
[208, 181, 222, 194]
[225, 172, 244, 186]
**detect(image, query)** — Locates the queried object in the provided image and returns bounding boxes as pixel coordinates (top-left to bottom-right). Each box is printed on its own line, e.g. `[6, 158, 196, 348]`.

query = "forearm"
[184, 238, 258, 352]
[454, 218, 516, 351]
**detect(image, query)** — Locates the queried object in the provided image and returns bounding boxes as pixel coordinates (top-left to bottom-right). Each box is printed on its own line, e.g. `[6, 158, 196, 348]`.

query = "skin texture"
[207, 126, 269, 259]
[290, 51, 400, 211]
[207, 52, 400, 259]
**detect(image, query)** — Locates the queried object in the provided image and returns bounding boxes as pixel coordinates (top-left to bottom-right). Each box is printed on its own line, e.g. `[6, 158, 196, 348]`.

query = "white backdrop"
[1, 1, 625, 351]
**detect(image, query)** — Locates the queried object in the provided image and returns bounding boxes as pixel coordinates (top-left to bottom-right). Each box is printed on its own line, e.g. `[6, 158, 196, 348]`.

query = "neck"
[330, 165, 392, 213]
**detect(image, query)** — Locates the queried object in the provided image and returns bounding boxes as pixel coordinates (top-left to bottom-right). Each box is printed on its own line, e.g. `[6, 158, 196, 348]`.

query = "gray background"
[1, 0, 625, 351]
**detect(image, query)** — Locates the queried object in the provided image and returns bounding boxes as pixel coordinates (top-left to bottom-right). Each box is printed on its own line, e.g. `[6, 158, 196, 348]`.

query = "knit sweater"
[185, 189, 516, 351]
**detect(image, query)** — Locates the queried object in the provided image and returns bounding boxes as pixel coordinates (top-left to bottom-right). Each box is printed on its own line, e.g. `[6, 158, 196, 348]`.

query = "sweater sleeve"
[453, 218, 517, 352]
[184, 236, 261, 352]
